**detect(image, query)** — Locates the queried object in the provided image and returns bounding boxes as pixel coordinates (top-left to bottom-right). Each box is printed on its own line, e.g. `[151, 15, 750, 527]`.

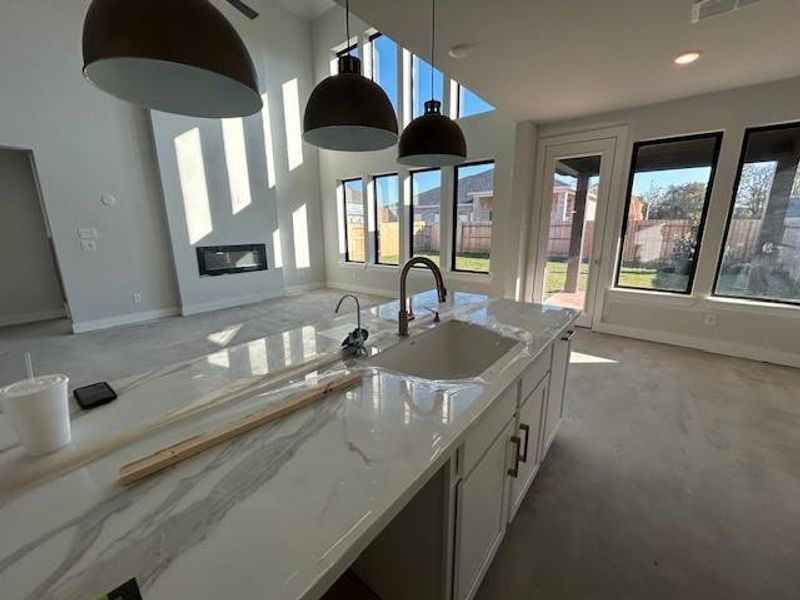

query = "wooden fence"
[353, 217, 798, 275]
[454, 222, 491, 254]
[546, 218, 796, 269]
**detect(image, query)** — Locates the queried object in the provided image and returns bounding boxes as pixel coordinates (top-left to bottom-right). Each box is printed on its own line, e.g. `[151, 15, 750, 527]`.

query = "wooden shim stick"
[0, 350, 347, 497]
[119, 372, 362, 486]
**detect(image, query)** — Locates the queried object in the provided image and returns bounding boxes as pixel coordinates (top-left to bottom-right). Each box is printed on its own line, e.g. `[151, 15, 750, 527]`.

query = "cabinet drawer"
[462, 384, 517, 476]
[520, 346, 552, 403]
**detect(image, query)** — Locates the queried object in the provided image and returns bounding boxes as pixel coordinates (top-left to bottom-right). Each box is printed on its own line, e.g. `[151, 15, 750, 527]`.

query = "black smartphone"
[73, 382, 117, 410]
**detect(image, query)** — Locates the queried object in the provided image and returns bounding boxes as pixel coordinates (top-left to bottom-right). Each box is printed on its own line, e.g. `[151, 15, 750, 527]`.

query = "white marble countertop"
[0, 291, 577, 600]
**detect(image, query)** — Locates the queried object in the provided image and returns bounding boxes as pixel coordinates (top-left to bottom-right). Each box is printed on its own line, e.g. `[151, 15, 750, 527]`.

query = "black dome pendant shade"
[397, 100, 466, 166]
[398, 0, 467, 167]
[303, 54, 399, 151]
[82, 0, 262, 118]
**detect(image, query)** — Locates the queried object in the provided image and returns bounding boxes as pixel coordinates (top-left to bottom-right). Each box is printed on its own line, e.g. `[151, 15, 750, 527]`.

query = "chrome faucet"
[398, 257, 447, 336]
[335, 293, 368, 356]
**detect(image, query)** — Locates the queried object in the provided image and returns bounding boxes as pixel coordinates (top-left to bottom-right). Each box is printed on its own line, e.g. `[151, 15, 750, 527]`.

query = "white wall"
[150, 0, 327, 314]
[0, 0, 179, 332]
[534, 77, 800, 367]
[0, 149, 65, 326]
[0, 0, 328, 333]
[311, 6, 525, 300]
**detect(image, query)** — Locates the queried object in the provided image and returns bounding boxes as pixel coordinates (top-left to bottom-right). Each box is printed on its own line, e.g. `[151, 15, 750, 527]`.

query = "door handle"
[519, 423, 530, 463]
[508, 436, 521, 478]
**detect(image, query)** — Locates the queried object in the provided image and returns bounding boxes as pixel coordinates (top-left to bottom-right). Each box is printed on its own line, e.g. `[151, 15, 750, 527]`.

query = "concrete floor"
[477, 329, 800, 600]
[0, 289, 388, 390]
[2, 297, 799, 597]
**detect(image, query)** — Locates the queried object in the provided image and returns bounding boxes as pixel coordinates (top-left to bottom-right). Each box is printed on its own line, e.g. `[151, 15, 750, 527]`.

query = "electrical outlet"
[80, 239, 97, 251]
[132, 293, 142, 304]
[704, 313, 716, 326]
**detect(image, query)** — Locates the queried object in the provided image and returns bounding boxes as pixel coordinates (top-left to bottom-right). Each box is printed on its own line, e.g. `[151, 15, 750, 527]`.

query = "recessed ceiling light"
[673, 50, 702, 66]
[448, 44, 473, 60]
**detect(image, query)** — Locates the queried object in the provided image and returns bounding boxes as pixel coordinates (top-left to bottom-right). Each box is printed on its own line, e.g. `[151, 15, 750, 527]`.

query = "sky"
[631, 167, 711, 197]
[372, 34, 494, 121]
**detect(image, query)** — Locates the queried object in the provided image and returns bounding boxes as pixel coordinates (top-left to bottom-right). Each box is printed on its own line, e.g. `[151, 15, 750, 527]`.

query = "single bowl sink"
[369, 320, 518, 380]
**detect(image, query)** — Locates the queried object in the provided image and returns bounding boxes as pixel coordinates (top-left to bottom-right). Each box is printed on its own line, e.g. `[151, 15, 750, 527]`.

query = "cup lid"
[1, 374, 69, 398]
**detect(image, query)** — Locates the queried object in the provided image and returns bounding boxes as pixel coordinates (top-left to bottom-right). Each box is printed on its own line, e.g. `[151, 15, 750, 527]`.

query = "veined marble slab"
[0, 291, 577, 600]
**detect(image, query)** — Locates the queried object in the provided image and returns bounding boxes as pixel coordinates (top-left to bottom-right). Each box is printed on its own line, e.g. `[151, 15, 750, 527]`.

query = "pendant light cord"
[345, 0, 351, 56]
[430, 0, 435, 100]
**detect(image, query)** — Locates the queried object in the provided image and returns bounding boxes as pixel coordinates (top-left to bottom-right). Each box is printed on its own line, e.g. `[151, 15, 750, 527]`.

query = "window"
[342, 178, 365, 263]
[369, 33, 398, 113]
[456, 85, 494, 119]
[616, 133, 722, 293]
[453, 161, 495, 273]
[337, 43, 359, 60]
[331, 43, 359, 75]
[410, 169, 442, 265]
[374, 174, 400, 265]
[714, 123, 800, 305]
[412, 55, 443, 118]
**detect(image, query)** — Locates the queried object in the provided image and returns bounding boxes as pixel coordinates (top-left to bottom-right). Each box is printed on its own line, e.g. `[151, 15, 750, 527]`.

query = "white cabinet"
[543, 329, 573, 457]
[508, 375, 547, 521]
[453, 419, 515, 600]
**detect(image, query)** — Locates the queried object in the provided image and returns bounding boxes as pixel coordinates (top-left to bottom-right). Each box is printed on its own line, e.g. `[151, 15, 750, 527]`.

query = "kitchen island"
[0, 291, 578, 600]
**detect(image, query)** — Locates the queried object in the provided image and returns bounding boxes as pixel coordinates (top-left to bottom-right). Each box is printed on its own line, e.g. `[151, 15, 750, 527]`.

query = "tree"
[643, 181, 707, 220]
[735, 161, 775, 218]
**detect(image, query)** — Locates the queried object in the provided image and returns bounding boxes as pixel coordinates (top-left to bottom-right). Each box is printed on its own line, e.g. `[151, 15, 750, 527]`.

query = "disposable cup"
[1, 374, 71, 456]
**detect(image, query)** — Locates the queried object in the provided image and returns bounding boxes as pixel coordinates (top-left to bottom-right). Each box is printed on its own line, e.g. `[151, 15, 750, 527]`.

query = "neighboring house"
[414, 168, 496, 224]
[551, 175, 598, 224]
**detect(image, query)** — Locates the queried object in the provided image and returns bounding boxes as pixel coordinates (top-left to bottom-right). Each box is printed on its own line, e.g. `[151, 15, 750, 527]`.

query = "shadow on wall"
[171, 76, 311, 273]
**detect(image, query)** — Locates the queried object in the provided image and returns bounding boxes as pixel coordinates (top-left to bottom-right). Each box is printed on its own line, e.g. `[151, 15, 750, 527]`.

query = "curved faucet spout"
[398, 257, 447, 336]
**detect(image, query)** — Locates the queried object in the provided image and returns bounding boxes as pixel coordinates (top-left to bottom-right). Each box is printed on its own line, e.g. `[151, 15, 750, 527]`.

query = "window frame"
[455, 84, 494, 119]
[368, 32, 384, 79]
[711, 121, 800, 307]
[614, 131, 724, 295]
[410, 54, 443, 119]
[409, 167, 442, 264]
[451, 159, 495, 274]
[372, 172, 400, 267]
[341, 177, 365, 264]
[336, 43, 358, 59]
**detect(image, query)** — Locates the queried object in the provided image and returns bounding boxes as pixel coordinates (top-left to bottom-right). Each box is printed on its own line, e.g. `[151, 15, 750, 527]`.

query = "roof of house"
[415, 168, 495, 207]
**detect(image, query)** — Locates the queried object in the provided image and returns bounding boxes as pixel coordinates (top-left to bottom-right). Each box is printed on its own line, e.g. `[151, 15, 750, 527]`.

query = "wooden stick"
[0, 350, 348, 497]
[119, 372, 362, 486]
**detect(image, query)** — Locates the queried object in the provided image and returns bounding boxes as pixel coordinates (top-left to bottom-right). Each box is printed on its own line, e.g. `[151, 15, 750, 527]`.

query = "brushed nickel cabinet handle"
[561, 329, 576, 341]
[519, 423, 530, 463]
[508, 436, 522, 478]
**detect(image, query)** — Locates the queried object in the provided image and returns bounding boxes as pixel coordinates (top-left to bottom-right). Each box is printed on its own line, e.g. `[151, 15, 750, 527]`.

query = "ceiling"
[346, 0, 800, 123]
[272, 0, 333, 19]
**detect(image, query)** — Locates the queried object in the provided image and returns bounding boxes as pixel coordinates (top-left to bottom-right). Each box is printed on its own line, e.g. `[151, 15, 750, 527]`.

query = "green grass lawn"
[545, 261, 589, 295]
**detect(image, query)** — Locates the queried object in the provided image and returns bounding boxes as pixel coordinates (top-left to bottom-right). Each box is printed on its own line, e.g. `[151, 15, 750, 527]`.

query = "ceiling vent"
[691, 0, 762, 23]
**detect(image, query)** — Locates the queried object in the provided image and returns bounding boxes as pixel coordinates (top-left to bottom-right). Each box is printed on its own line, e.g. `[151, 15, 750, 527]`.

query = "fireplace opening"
[196, 244, 268, 277]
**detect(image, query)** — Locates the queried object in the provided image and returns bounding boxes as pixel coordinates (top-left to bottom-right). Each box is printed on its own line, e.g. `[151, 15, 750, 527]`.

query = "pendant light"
[303, 0, 399, 151]
[82, 0, 262, 118]
[398, 0, 466, 167]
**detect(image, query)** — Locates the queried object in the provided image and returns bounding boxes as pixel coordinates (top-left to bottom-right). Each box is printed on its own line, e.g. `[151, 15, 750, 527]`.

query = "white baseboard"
[180, 289, 286, 316]
[71, 307, 180, 334]
[593, 322, 800, 369]
[325, 280, 397, 298]
[0, 308, 67, 327]
[285, 281, 325, 295]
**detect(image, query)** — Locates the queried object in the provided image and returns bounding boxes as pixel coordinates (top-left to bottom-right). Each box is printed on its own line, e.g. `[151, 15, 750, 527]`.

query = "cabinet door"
[509, 376, 547, 521]
[543, 330, 573, 457]
[454, 420, 515, 600]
